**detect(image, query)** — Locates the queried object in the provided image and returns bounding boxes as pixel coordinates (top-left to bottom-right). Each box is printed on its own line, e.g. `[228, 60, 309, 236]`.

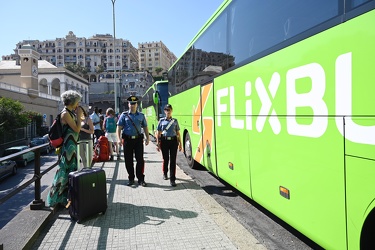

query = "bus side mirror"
[153, 92, 159, 104]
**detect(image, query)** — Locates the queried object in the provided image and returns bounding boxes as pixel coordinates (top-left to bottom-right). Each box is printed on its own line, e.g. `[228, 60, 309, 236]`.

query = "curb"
[0, 188, 53, 250]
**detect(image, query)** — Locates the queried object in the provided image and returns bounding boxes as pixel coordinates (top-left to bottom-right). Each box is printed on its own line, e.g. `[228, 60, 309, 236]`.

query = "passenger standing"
[98, 108, 104, 136]
[103, 107, 120, 161]
[47, 90, 83, 207]
[79, 107, 94, 168]
[90, 107, 102, 144]
[117, 96, 150, 186]
[156, 104, 182, 187]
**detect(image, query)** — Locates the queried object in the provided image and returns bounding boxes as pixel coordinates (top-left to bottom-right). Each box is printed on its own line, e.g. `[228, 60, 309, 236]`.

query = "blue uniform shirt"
[117, 111, 147, 136]
[157, 117, 180, 137]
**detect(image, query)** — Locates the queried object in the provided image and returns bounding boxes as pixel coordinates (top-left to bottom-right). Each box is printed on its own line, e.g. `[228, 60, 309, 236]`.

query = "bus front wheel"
[361, 209, 375, 249]
[184, 132, 195, 169]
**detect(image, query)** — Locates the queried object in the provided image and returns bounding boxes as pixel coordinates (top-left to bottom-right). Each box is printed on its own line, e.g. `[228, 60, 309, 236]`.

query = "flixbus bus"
[165, 0, 375, 249]
[141, 80, 169, 136]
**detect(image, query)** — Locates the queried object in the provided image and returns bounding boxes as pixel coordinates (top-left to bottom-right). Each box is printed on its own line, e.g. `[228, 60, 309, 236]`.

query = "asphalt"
[0, 143, 267, 250]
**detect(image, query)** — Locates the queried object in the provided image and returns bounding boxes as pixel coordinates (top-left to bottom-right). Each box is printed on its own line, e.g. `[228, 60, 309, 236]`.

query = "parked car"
[2, 146, 35, 167]
[29, 137, 52, 154]
[0, 160, 17, 181]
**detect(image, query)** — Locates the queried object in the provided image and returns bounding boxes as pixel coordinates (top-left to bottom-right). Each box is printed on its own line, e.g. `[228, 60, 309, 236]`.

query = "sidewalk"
[26, 143, 266, 249]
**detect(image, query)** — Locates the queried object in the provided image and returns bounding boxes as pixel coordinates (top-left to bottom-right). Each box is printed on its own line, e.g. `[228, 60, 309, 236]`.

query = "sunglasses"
[164, 109, 171, 111]
[129, 102, 137, 105]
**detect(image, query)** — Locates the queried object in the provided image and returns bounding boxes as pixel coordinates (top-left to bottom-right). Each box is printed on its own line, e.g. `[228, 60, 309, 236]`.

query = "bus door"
[343, 116, 375, 249]
[153, 90, 163, 120]
[195, 82, 217, 175]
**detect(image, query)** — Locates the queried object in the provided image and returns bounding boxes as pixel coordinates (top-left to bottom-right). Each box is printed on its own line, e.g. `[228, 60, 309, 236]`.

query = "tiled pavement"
[27, 144, 266, 249]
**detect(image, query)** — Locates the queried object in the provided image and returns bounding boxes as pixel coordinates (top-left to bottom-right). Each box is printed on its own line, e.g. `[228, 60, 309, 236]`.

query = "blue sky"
[0, 0, 223, 60]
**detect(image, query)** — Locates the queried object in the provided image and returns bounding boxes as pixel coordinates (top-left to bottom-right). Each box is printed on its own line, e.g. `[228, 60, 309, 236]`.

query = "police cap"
[127, 96, 139, 103]
[164, 104, 173, 110]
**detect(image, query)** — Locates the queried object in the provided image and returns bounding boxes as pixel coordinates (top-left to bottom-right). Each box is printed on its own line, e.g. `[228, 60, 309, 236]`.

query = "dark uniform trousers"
[160, 136, 178, 182]
[123, 136, 145, 182]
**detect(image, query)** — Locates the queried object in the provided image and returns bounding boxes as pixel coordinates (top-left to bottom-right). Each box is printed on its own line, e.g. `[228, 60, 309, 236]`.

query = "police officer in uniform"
[117, 96, 150, 186]
[156, 104, 182, 187]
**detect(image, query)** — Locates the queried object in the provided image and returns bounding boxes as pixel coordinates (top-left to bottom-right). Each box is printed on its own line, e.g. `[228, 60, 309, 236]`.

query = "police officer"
[156, 104, 182, 187]
[117, 96, 150, 186]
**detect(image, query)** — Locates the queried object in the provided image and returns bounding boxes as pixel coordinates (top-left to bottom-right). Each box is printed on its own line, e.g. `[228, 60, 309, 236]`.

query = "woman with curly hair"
[47, 90, 83, 208]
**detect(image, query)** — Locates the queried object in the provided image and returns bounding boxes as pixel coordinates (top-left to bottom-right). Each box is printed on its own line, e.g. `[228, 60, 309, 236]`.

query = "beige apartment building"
[138, 41, 177, 74]
[2, 31, 177, 82]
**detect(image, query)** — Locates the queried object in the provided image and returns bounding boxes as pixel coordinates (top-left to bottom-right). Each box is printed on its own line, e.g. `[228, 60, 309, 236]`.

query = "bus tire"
[361, 209, 375, 249]
[184, 132, 195, 169]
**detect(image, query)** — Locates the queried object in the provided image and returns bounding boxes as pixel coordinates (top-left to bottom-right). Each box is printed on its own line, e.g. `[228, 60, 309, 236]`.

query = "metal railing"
[0, 143, 58, 210]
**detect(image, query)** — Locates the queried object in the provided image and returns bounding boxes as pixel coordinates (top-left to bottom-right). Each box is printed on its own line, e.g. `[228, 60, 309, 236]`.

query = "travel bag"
[92, 136, 110, 162]
[67, 168, 107, 223]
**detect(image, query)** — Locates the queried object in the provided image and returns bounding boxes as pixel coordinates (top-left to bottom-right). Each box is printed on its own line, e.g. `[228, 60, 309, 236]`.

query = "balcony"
[65, 58, 77, 63]
[0, 82, 60, 101]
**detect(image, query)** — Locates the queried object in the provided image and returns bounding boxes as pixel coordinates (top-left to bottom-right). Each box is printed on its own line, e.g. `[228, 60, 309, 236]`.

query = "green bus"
[142, 80, 169, 136]
[163, 0, 375, 249]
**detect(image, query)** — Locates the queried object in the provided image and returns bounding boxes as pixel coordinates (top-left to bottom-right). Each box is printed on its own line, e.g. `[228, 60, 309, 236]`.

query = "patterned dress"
[47, 111, 78, 207]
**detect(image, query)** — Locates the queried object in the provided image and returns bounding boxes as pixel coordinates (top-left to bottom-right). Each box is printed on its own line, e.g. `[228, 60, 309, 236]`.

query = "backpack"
[48, 109, 74, 148]
[105, 117, 116, 133]
[49, 111, 64, 148]
[93, 136, 110, 162]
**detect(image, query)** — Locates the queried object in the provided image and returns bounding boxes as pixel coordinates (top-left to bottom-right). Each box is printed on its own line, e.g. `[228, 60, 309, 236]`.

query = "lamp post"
[111, 0, 118, 113]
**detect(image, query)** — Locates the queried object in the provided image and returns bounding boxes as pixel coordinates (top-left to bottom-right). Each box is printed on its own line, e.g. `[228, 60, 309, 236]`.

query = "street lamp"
[111, 0, 118, 113]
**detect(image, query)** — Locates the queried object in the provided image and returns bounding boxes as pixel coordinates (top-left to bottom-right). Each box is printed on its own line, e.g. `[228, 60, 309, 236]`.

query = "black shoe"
[163, 174, 168, 180]
[127, 180, 134, 186]
[170, 181, 176, 187]
[139, 181, 147, 187]
[117, 154, 121, 160]
[110, 156, 114, 161]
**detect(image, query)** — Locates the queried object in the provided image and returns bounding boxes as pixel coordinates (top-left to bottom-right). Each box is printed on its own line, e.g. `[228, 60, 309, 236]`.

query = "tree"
[0, 98, 31, 135]
[96, 65, 105, 74]
[155, 67, 163, 76]
[24, 110, 43, 136]
[65, 63, 89, 78]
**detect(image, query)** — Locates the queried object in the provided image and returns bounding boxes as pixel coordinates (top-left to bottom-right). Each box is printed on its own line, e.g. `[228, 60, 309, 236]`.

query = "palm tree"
[155, 67, 163, 75]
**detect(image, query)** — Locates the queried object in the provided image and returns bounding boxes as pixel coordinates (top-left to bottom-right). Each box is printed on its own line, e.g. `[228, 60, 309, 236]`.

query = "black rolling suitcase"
[67, 168, 107, 223]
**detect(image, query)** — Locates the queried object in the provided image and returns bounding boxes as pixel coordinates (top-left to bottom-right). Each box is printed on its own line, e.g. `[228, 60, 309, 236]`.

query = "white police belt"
[162, 136, 176, 140]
